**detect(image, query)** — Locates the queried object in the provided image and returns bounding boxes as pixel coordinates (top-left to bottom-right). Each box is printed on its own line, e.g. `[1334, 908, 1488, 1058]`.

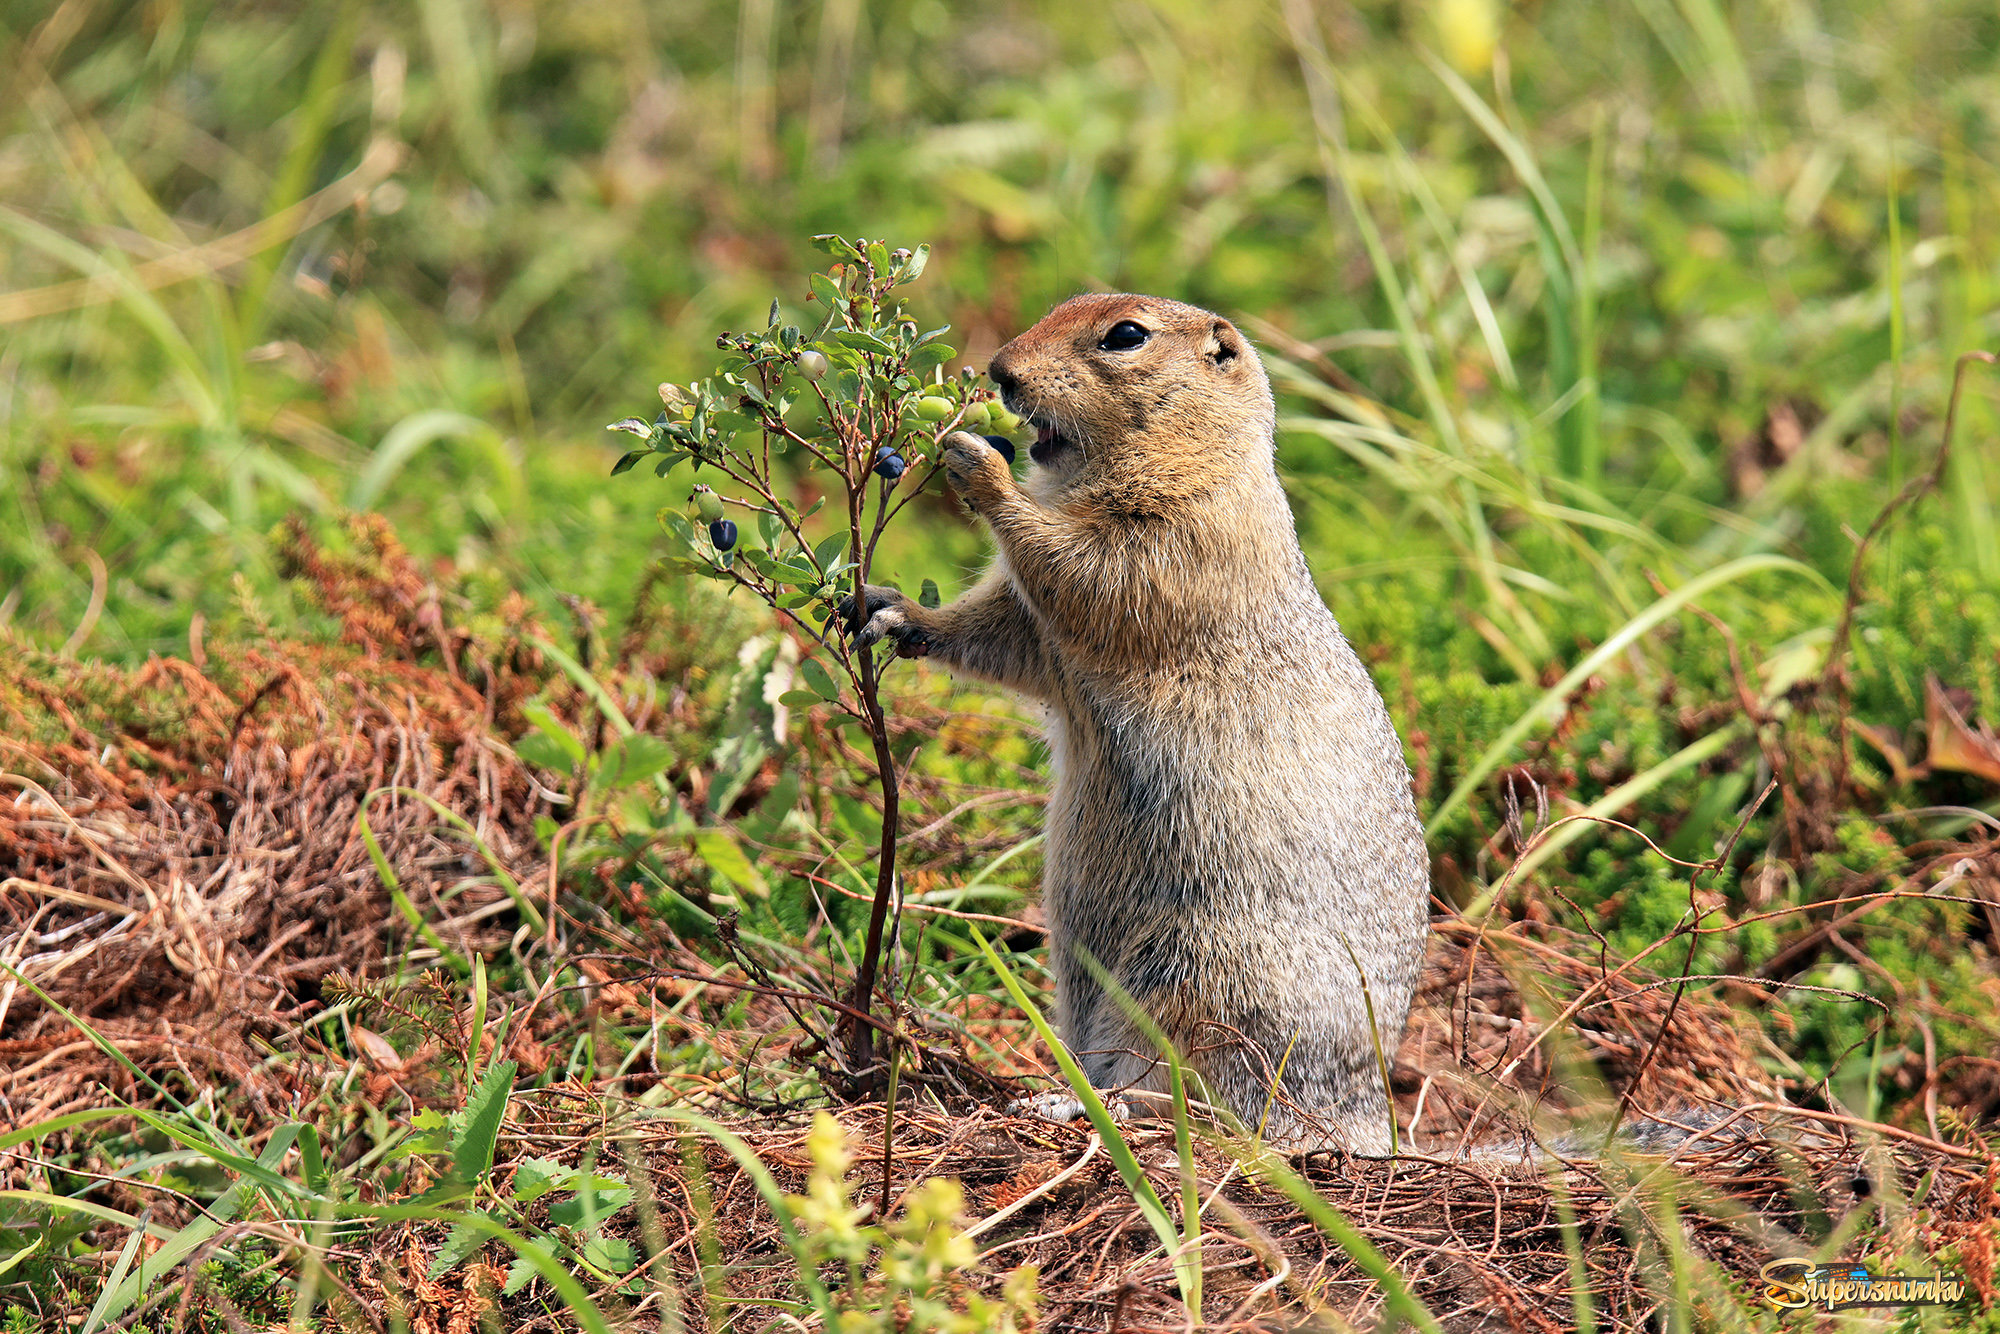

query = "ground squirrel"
[853, 294, 1431, 1153]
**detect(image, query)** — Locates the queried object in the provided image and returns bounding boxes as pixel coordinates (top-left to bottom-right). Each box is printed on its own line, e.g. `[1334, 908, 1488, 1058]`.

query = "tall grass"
[3, 0, 1993, 660]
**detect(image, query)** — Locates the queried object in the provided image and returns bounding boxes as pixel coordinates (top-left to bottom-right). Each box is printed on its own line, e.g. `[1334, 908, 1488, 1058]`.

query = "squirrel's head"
[986, 294, 1276, 501]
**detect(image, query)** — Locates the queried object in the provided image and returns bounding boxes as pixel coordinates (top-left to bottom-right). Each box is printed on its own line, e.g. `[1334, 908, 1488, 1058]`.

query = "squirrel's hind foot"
[1009, 1090, 1133, 1126]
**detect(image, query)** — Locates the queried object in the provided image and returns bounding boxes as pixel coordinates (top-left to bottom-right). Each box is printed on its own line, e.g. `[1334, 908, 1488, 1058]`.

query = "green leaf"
[607, 418, 651, 438]
[508, 1156, 570, 1205]
[581, 1236, 638, 1274]
[812, 531, 848, 573]
[799, 658, 839, 701]
[758, 511, 783, 548]
[609, 450, 647, 476]
[428, 1217, 494, 1280]
[519, 704, 585, 768]
[596, 733, 675, 790]
[833, 329, 895, 356]
[865, 240, 892, 274]
[901, 243, 930, 282]
[919, 578, 941, 609]
[908, 343, 955, 370]
[809, 234, 862, 260]
[831, 370, 861, 404]
[777, 689, 824, 707]
[502, 1256, 537, 1296]
[548, 1179, 633, 1228]
[693, 828, 767, 895]
[449, 1059, 518, 1185]
[659, 510, 698, 555]
[809, 272, 843, 310]
[768, 559, 821, 587]
[513, 731, 571, 771]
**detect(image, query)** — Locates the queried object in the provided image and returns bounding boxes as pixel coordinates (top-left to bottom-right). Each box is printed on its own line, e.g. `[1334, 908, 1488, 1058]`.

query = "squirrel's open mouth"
[1025, 414, 1074, 465]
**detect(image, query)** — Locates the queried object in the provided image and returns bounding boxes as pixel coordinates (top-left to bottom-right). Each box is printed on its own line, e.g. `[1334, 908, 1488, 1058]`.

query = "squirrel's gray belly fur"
[1034, 570, 1430, 1152]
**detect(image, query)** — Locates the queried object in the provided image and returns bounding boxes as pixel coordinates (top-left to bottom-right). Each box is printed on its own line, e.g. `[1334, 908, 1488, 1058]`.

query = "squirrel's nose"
[986, 358, 1020, 399]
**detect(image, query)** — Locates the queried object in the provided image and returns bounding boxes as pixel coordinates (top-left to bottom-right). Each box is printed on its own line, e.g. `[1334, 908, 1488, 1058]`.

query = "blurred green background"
[6, 0, 1995, 658]
[4, 0, 1999, 1012]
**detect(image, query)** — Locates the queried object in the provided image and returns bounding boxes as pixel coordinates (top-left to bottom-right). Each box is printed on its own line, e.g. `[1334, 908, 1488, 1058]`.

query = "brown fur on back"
[857, 294, 1431, 1151]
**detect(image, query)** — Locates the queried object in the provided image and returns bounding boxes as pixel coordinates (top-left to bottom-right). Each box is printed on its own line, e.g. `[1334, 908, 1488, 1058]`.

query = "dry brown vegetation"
[2, 517, 1996, 1331]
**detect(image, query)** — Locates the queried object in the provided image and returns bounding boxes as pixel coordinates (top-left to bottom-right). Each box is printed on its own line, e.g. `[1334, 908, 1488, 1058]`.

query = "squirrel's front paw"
[862, 604, 933, 658]
[836, 586, 932, 659]
[943, 430, 1013, 512]
[836, 584, 901, 635]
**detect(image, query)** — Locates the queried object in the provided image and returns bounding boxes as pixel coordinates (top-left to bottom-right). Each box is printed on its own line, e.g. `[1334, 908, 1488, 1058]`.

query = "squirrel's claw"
[835, 585, 902, 636]
[863, 605, 932, 658]
[943, 430, 1010, 510]
[836, 586, 931, 658]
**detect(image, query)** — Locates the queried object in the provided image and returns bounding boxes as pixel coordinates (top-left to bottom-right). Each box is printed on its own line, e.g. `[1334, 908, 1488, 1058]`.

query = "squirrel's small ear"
[1205, 320, 1243, 370]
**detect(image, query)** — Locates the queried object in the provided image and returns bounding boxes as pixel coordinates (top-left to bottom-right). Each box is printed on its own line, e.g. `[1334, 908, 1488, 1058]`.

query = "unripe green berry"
[797, 350, 830, 380]
[914, 395, 955, 422]
[694, 488, 725, 522]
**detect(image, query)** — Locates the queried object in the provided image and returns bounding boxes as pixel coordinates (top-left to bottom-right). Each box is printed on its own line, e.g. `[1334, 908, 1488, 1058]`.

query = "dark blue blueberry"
[709, 518, 737, 551]
[983, 434, 1016, 464]
[874, 451, 906, 480]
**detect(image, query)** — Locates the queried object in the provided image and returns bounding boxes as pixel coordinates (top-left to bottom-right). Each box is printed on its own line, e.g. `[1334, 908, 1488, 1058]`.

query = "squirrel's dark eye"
[1098, 320, 1150, 352]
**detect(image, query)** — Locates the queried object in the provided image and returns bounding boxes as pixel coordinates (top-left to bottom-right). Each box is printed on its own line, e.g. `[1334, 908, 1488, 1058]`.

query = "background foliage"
[3, 0, 1999, 1325]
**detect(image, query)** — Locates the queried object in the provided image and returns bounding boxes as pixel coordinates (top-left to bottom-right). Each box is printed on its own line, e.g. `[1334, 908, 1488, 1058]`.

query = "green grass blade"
[968, 929, 1186, 1287]
[86, 1123, 300, 1326]
[1229, 1145, 1447, 1334]
[79, 1219, 147, 1334]
[1425, 554, 1830, 837]
[358, 786, 546, 934]
[642, 1109, 837, 1320]
[355, 797, 474, 971]
[0, 960, 187, 1113]
[1500, 721, 1749, 887]
[239, 2, 362, 342]
[341, 1200, 620, 1334]
[1067, 944, 1207, 1310]
[0, 1235, 44, 1280]
[0, 1190, 175, 1239]
[348, 410, 499, 510]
